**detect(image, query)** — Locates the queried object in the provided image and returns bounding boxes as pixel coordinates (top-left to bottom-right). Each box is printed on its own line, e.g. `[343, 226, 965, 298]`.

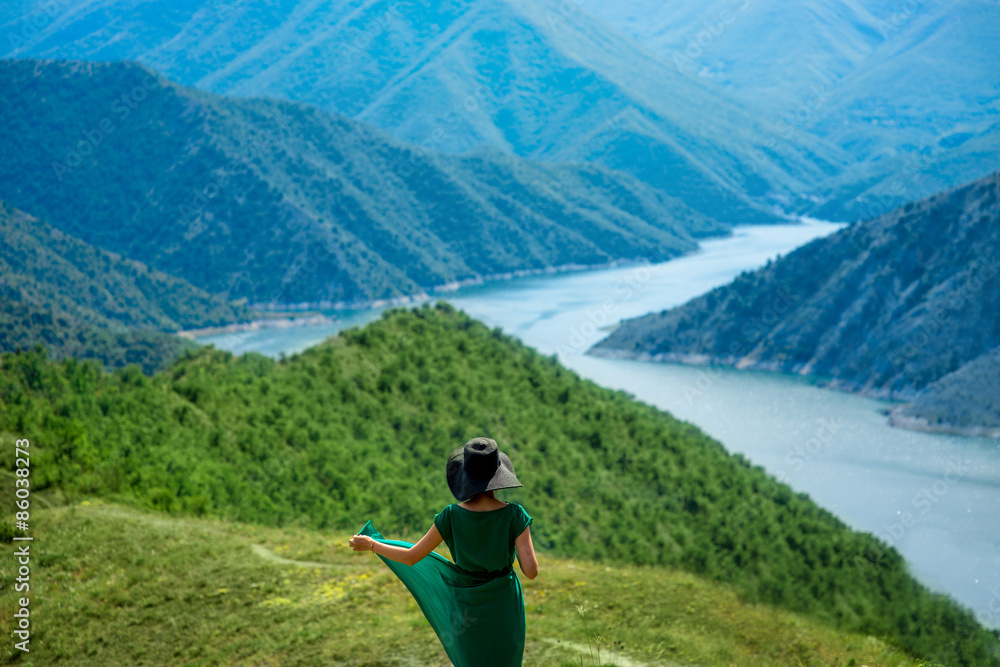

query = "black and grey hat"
[446, 437, 523, 502]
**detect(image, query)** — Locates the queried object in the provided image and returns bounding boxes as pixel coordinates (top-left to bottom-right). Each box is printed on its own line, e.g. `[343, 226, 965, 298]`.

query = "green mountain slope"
[0, 202, 249, 331]
[890, 346, 1000, 437]
[0, 502, 930, 666]
[0, 0, 851, 223]
[0, 201, 253, 372]
[1, 303, 996, 664]
[0, 58, 725, 307]
[583, 0, 1000, 217]
[590, 172, 1000, 431]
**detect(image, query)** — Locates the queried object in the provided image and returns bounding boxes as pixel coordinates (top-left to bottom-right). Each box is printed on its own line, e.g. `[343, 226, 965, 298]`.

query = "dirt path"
[543, 638, 686, 667]
[250, 544, 335, 568]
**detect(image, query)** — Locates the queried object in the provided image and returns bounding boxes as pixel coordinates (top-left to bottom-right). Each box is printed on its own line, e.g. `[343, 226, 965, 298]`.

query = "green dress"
[358, 502, 533, 667]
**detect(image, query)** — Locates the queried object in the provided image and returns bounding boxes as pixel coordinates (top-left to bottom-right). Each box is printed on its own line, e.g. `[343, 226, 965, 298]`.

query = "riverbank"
[178, 256, 697, 340]
[886, 406, 1000, 439]
[176, 314, 338, 339]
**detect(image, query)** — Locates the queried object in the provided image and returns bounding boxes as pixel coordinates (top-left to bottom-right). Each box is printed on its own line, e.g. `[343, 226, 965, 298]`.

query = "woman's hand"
[349, 534, 375, 551]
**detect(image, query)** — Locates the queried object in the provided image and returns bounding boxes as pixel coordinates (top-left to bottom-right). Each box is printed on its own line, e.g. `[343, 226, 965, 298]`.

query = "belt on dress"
[456, 565, 513, 585]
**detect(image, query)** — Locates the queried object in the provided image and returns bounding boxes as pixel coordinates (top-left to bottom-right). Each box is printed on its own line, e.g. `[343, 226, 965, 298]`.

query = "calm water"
[197, 220, 1000, 629]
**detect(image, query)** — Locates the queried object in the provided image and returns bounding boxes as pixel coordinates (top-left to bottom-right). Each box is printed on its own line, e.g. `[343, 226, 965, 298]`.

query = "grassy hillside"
[1, 303, 996, 664]
[0, 201, 254, 373]
[591, 172, 1000, 431]
[0, 0, 850, 223]
[0, 500, 932, 666]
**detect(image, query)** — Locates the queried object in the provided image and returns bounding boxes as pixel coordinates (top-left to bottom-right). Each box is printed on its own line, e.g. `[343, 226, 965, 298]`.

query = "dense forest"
[0, 58, 725, 307]
[0, 201, 252, 372]
[2, 303, 996, 665]
[0, 0, 842, 226]
[591, 171, 1000, 435]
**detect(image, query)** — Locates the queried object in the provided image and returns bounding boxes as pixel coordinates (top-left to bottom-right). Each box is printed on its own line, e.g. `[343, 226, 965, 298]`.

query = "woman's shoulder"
[435, 503, 456, 519]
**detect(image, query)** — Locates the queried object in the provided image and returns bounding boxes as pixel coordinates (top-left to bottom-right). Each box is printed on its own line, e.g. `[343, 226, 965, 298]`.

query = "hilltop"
[0, 501, 931, 666]
[590, 172, 1000, 435]
[1, 303, 996, 664]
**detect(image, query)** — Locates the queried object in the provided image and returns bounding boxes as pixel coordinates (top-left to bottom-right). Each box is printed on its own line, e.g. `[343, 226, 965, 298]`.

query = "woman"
[349, 437, 538, 667]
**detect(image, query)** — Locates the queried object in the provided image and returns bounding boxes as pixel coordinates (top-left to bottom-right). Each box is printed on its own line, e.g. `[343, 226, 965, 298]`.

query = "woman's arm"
[349, 524, 443, 566]
[514, 526, 538, 580]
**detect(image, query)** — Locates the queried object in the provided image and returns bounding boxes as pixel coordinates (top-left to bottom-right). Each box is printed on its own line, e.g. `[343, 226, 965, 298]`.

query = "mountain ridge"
[0, 57, 725, 308]
[582, 0, 1000, 217]
[0, 200, 255, 372]
[0, 0, 854, 223]
[589, 171, 1000, 435]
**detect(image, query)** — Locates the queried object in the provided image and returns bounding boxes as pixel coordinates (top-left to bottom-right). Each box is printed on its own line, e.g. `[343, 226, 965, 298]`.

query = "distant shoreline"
[176, 254, 699, 340]
[587, 347, 1000, 439]
[176, 314, 338, 339]
[178, 220, 843, 341]
[885, 406, 1000, 439]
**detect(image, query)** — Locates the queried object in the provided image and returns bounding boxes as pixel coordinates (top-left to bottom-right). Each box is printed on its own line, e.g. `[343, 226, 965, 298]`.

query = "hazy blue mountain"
[0, 0, 852, 223]
[583, 0, 1000, 217]
[0, 201, 253, 372]
[584, 0, 884, 106]
[0, 58, 725, 308]
[589, 171, 1000, 434]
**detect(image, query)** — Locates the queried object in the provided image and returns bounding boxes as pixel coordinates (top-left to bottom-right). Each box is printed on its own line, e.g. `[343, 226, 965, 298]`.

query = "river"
[196, 220, 1000, 629]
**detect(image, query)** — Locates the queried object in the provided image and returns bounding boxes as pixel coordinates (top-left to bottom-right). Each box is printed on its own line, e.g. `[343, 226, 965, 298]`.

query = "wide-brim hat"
[447, 437, 523, 502]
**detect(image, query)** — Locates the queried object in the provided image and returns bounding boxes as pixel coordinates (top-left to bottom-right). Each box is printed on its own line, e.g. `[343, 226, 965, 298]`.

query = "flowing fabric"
[359, 502, 533, 667]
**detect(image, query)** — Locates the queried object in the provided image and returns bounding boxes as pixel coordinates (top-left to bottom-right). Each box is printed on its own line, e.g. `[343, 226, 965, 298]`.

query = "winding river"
[197, 220, 1000, 629]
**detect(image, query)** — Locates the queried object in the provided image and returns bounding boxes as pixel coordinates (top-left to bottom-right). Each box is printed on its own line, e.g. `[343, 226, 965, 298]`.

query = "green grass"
[0, 500, 932, 667]
[1, 302, 995, 665]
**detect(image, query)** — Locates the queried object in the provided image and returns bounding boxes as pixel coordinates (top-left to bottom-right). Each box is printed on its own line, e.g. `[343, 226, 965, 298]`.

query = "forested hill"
[0, 0, 849, 224]
[890, 347, 1000, 437]
[0, 201, 251, 373]
[1, 304, 997, 664]
[590, 172, 1000, 435]
[0, 58, 723, 308]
